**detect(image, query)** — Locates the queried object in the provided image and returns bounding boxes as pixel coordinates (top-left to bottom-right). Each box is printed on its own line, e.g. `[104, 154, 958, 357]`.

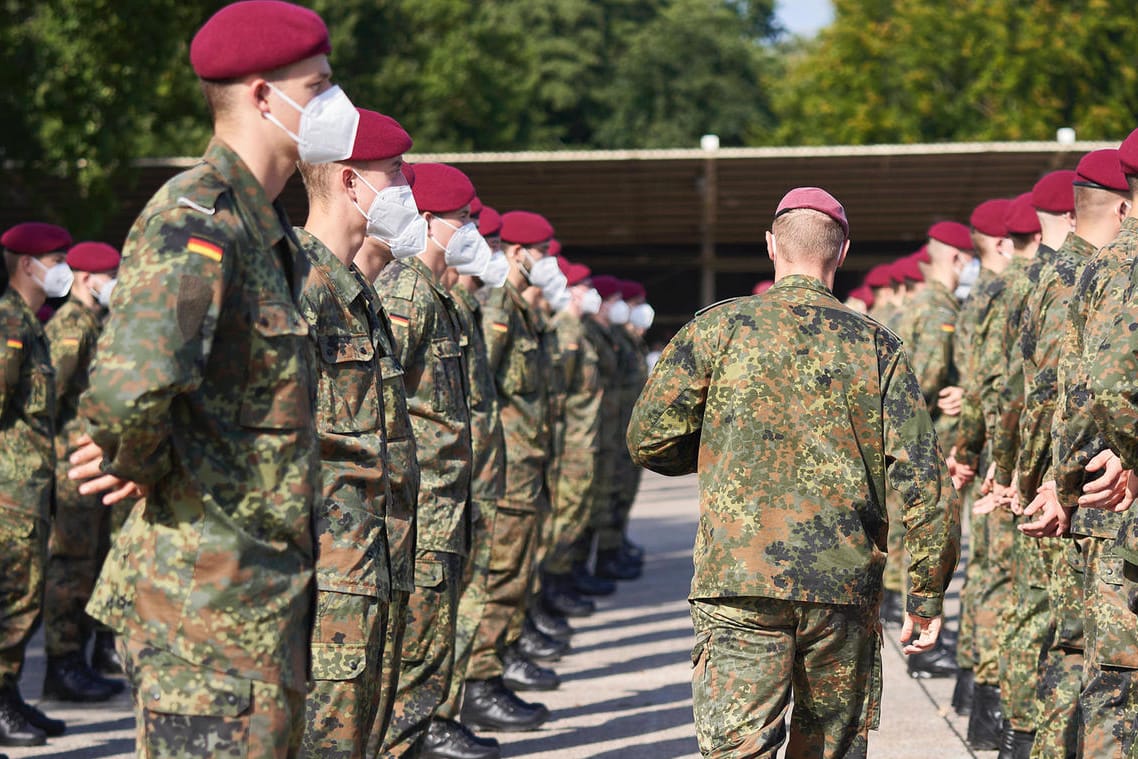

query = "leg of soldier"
[301, 590, 387, 758]
[1030, 538, 1084, 759]
[436, 500, 494, 721]
[467, 506, 539, 681]
[43, 489, 104, 659]
[367, 588, 408, 757]
[955, 480, 981, 672]
[544, 459, 594, 578]
[381, 550, 463, 757]
[970, 509, 1000, 687]
[124, 637, 305, 759]
[1078, 537, 1138, 759]
[997, 527, 1050, 734]
[0, 511, 46, 688]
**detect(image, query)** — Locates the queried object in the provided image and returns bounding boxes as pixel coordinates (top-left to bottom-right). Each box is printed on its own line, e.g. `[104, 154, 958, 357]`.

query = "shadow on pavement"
[502, 705, 696, 756]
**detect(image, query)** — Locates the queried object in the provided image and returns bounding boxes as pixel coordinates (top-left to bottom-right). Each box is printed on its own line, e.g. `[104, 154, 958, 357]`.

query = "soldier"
[461, 211, 557, 733]
[373, 163, 475, 756]
[42, 241, 125, 704]
[0, 222, 72, 748]
[628, 187, 960, 758]
[67, 2, 355, 755]
[290, 108, 416, 757]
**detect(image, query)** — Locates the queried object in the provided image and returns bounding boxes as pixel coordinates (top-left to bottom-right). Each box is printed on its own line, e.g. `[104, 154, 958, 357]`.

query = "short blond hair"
[771, 209, 846, 264]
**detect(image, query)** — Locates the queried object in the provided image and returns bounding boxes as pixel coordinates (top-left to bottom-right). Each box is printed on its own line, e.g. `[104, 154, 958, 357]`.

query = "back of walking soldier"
[42, 242, 125, 706]
[0, 222, 72, 748]
[628, 187, 960, 758]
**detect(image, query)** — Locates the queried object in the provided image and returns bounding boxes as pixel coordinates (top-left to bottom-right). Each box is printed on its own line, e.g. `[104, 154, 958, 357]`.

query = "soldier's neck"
[305, 209, 364, 268]
[9, 278, 45, 313]
[214, 124, 295, 201]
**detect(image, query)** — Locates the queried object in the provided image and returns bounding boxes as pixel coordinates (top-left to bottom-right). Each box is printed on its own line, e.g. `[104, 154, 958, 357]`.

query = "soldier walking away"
[629, 187, 960, 758]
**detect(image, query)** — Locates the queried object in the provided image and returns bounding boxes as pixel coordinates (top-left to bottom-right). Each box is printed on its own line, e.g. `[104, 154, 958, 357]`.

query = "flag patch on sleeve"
[5, 339, 22, 350]
[389, 314, 410, 328]
[491, 321, 509, 333]
[187, 237, 223, 262]
[940, 323, 956, 333]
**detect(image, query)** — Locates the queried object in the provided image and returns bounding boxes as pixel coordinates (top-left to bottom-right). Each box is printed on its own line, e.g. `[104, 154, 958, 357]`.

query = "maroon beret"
[1032, 170, 1076, 214]
[897, 257, 924, 283]
[1, 222, 72, 256]
[190, 1, 331, 81]
[969, 199, 1011, 238]
[66, 242, 121, 273]
[548, 239, 563, 258]
[910, 245, 931, 264]
[500, 211, 554, 246]
[557, 257, 592, 287]
[478, 206, 502, 238]
[401, 163, 416, 188]
[863, 264, 893, 289]
[1005, 192, 1041, 236]
[848, 284, 875, 310]
[752, 280, 774, 295]
[469, 197, 484, 218]
[348, 109, 412, 162]
[1075, 149, 1128, 193]
[592, 275, 622, 300]
[927, 221, 973, 251]
[410, 163, 476, 215]
[775, 186, 849, 238]
[619, 280, 646, 301]
[1120, 129, 1138, 177]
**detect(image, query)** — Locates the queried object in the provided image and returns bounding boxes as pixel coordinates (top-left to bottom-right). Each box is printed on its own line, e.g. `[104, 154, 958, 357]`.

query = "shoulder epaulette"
[695, 296, 741, 317]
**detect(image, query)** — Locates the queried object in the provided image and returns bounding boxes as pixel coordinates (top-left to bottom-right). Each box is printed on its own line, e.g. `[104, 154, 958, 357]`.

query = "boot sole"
[501, 679, 560, 692]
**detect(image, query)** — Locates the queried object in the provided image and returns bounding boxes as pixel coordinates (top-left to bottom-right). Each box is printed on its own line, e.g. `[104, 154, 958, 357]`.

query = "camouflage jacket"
[952, 268, 1001, 467]
[0, 288, 56, 520]
[899, 279, 959, 444]
[1054, 217, 1138, 538]
[481, 282, 552, 511]
[296, 229, 391, 602]
[987, 256, 1037, 485]
[452, 284, 505, 505]
[586, 316, 622, 502]
[552, 309, 603, 460]
[628, 276, 959, 616]
[83, 138, 320, 690]
[375, 256, 471, 555]
[1015, 234, 1095, 501]
[46, 298, 101, 448]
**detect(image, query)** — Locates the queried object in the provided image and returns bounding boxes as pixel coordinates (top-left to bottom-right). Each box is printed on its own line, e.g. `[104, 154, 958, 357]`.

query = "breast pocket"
[240, 301, 313, 430]
[430, 338, 464, 414]
[378, 357, 413, 442]
[503, 335, 538, 395]
[316, 334, 380, 434]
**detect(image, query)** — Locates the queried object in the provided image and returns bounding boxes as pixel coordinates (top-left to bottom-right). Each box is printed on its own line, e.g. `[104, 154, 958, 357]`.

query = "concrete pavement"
[8, 470, 989, 758]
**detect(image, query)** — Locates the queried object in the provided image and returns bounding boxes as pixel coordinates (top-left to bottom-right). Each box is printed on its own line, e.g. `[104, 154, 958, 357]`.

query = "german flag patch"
[187, 237, 223, 262]
[59, 338, 80, 347]
[940, 323, 956, 333]
[389, 314, 410, 328]
[5, 339, 22, 350]
[491, 321, 509, 333]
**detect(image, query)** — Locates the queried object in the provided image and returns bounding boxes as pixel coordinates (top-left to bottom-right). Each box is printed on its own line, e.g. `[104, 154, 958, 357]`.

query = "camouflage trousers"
[301, 589, 388, 759]
[380, 550, 462, 757]
[437, 499, 495, 720]
[545, 455, 595, 576]
[367, 589, 408, 758]
[973, 508, 1014, 685]
[43, 479, 110, 657]
[997, 525, 1051, 731]
[466, 504, 539, 681]
[1030, 538, 1084, 759]
[882, 487, 904, 595]
[0, 510, 46, 684]
[123, 637, 305, 759]
[690, 597, 881, 759]
[1077, 536, 1138, 759]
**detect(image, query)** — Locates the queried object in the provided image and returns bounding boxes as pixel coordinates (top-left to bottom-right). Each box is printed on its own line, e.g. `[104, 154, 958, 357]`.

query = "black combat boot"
[997, 724, 1035, 759]
[621, 535, 645, 562]
[967, 684, 1004, 751]
[951, 668, 974, 715]
[528, 603, 573, 641]
[0, 686, 45, 747]
[421, 718, 500, 759]
[571, 562, 616, 596]
[595, 549, 640, 581]
[461, 677, 550, 732]
[541, 575, 594, 618]
[879, 589, 903, 626]
[907, 640, 957, 678]
[42, 652, 124, 702]
[501, 645, 559, 692]
[518, 618, 569, 662]
[92, 630, 124, 675]
[11, 688, 64, 739]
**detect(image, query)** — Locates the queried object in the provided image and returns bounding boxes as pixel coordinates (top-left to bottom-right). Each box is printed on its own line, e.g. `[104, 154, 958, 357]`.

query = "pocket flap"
[253, 301, 309, 337]
[319, 334, 374, 364]
[431, 338, 462, 360]
[414, 558, 445, 589]
[310, 644, 368, 681]
[378, 356, 405, 380]
[139, 667, 252, 717]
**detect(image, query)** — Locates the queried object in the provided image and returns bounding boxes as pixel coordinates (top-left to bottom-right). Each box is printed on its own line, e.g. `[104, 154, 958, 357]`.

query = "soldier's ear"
[765, 230, 776, 263]
[836, 238, 850, 269]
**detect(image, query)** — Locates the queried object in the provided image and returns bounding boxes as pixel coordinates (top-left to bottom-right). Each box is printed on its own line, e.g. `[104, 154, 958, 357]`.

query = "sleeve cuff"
[905, 593, 943, 619]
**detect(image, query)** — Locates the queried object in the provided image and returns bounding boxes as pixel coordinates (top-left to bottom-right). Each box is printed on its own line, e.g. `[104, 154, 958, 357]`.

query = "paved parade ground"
[10, 471, 990, 758]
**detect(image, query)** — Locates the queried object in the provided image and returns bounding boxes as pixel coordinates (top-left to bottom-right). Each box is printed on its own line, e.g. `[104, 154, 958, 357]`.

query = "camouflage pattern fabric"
[897, 278, 960, 444]
[0, 511, 47, 684]
[628, 276, 959, 616]
[690, 597, 881, 758]
[1030, 541, 1084, 759]
[83, 140, 321, 707]
[952, 267, 1000, 469]
[295, 229, 397, 754]
[601, 325, 646, 551]
[123, 636, 306, 759]
[533, 306, 561, 586]
[584, 316, 621, 543]
[367, 589, 408, 757]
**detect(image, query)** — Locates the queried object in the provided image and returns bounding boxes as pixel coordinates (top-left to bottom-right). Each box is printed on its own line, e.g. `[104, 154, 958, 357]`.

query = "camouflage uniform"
[535, 306, 564, 579]
[84, 139, 320, 756]
[1053, 217, 1138, 758]
[628, 276, 960, 758]
[545, 308, 603, 576]
[0, 288, 55, 687]
[436, 284, 505, 721]
[43, 298, 106, 659]
[374, 255, 471, 757]
[294, 229, 393, 758]
[466, 282, 551, 681]
[599, 326, 646, 552]
[584, 318, 621, 560]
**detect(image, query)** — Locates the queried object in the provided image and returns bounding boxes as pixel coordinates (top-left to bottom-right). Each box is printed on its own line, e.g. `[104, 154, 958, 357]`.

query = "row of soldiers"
[847, 140, 1138, 759]
[0, 2, 654, 758]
